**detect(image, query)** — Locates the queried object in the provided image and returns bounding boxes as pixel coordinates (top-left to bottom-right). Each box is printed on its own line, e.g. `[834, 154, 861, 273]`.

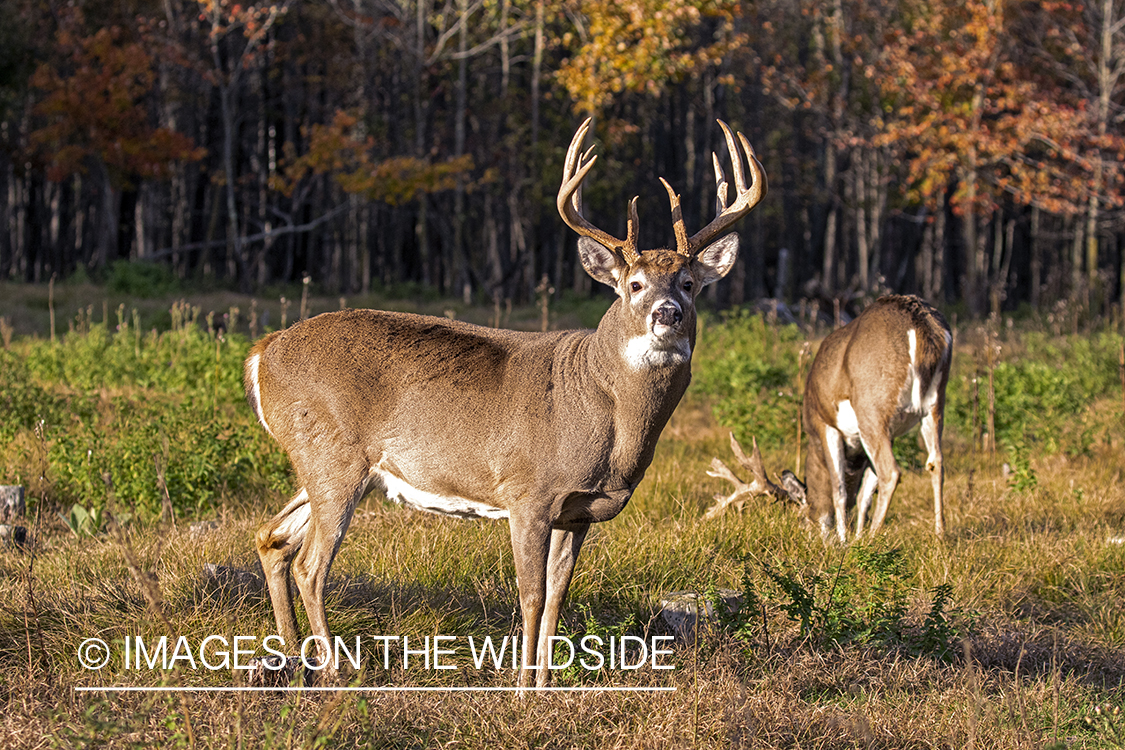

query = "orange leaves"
[271, 110, 477, 206]
[351, 155, 478, 206]
[874, 0, 1105, 216]
[29, 24, 204, 186]
[197, 0, 286, 46]
[556, 0, 742, 114]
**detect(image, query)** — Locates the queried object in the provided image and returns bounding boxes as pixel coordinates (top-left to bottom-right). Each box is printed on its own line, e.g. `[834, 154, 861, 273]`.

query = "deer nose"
[652, 304, 682, 327]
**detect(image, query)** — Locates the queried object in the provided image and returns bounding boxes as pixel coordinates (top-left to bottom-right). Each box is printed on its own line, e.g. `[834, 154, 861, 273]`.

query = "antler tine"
[717, 119, 746, 196]
[660, 178, 690, 257]
[729, 431, 754, 468]
[684, 120, 767, 256]
[558, 118, 640, 265]
[712, 151, 729, 216]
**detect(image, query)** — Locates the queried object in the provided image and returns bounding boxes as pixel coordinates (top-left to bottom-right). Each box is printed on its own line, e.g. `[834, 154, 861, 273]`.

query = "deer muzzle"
[652, 303, 683, 330]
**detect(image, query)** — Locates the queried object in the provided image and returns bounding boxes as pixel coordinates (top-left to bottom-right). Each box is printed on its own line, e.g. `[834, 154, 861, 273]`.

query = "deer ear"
[694, 234, 740, 287]
[578, 237, 626, 287]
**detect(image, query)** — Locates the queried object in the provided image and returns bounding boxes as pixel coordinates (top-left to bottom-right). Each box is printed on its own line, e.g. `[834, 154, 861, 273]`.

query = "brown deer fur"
[801, 294, 952, 541]
[242, 119, 766, 686]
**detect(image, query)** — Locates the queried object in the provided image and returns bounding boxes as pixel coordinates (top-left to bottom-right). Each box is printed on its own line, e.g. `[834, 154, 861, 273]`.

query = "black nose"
[653, 305, 682, 327]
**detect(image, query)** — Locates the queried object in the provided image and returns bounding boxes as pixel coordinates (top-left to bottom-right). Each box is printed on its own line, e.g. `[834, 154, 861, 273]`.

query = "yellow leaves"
[272, 110, 476, 206]
[355, 155, 478, 206]
[556, 0, 740, 114]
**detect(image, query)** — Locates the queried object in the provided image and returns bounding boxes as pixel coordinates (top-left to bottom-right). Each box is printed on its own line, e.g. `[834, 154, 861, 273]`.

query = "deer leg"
[920, 404, 945, 536]
[854, 467, 879, 538]
[863, 433, 901, 536]
[256, 489, 311, 648]
[290, 470, 367, 682]
[508, 508, 553, 689]
[533, 523, 590, 687]
[822, 425, 850, 543]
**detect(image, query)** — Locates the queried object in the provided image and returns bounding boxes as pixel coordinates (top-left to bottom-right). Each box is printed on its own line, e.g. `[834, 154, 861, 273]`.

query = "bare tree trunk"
[1088, 0, 1119, 306]
[218, 77, 250, 289]
[254, 77, 272, 288]
[1071, 213, 1085, 303]
[868, 148, 886, 286]
[452, 0, 470, 303]
[499, 0, 510, 95]
[962, 166, 983, 316]
[1030, 205, 1042, 310]
[95, 162, 119, 270]
[920, 210, 934, 300]
[0, 154, 11, 280]
[854, 148, 869, 292]
[822, 145, 838, 295]
[414, 0, 431, 286]
[530, 0, 544, 150]
[933, 203, 947, 302]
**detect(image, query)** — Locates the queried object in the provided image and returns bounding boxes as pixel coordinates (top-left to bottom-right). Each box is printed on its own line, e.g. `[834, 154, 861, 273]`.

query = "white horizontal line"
[75, 686, 676, 693]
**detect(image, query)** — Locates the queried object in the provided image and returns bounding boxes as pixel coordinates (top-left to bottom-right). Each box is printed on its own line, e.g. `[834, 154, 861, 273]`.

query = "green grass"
[0, 292, 1123, 748]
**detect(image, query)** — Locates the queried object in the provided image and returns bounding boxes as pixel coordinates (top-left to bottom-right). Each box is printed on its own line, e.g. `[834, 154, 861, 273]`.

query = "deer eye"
[683, 280, 694, 292]
[630, 281, 643, 293]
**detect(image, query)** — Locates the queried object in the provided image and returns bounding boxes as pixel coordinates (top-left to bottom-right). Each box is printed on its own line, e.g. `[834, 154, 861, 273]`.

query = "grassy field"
[1, 280, 1124, 748]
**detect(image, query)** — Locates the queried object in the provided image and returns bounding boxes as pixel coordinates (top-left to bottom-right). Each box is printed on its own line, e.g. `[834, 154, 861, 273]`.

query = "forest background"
[4, 0, 1125, 320]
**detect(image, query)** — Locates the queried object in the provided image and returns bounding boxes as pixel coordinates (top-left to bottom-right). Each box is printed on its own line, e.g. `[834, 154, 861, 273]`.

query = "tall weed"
[710, 545, 966, 661]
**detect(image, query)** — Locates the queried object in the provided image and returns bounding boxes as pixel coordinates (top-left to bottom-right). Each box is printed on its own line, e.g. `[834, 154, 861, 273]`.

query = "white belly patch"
[374, 468, 509, 520]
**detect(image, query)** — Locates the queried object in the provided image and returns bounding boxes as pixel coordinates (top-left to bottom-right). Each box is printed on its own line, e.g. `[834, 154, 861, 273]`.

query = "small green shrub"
[692, 310, 805, 447]
[552, 603, 642, 684]
[1004, 440, 1039, 493]
[706, 566, 763, 645]
[58, 503, 117, 537]
[711, 546, 966, 661]
[107, 260, 180, 298]
[0, 349, 63, 441]
[946, 330, 1124, 456]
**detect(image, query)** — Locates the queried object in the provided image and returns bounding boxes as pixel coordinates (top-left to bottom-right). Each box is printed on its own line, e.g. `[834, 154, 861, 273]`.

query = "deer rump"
[707, 294, 951, 542]
[800, 294, 952, 539]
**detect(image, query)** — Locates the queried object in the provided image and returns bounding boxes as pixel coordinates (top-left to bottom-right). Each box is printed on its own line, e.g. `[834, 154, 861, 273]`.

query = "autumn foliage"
[557, 0, 743, 113]
[271, 111, 477, 207]
[875, 0, 1121, 218]
[29, 24, 204, 187]
[3, 0, 1125, 314]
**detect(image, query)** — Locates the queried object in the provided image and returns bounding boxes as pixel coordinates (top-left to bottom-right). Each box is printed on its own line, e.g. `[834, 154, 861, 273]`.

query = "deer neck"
[586, 298, 694, 433]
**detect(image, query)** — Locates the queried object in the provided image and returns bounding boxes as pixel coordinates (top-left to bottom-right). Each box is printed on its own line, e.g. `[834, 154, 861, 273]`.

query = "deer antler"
[557, 118, 641, 265]
[703, 433, 792, 520]
[662, 120, 767, 259]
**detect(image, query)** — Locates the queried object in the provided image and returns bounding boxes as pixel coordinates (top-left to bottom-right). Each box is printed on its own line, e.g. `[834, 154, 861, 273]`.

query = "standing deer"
[243, 118, 766, 686]
[705, 295, 951, 542]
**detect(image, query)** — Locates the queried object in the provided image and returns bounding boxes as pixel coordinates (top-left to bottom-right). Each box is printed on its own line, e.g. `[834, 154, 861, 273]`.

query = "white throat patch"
[623, 334, 690, 370]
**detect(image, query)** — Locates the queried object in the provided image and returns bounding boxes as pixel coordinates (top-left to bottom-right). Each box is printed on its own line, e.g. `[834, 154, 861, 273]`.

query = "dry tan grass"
[1, 405, 1123, 748]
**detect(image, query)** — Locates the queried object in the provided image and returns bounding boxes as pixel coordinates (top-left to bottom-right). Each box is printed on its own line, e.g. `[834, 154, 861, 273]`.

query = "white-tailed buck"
[705, 295, 951, 542]
[244, 118, 766, 686]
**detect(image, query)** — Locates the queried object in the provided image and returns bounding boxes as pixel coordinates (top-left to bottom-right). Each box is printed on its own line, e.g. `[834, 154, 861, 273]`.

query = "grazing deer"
[704, 295, 951, 543]
[243, 118, 766, 686]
